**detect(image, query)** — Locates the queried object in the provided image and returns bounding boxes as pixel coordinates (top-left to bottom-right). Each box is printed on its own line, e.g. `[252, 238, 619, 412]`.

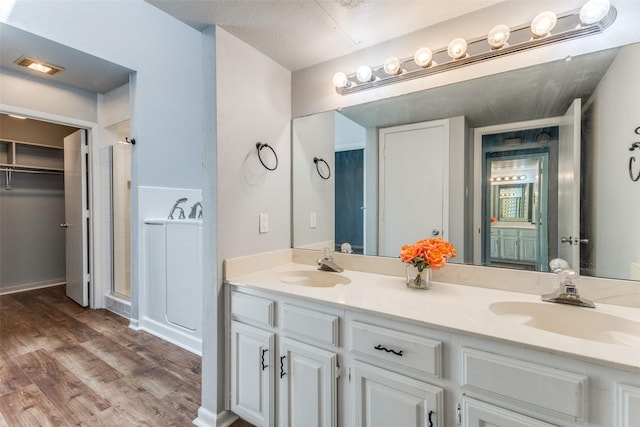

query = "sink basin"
[279, 270, 351, 287]
[490, 301, 640, 346]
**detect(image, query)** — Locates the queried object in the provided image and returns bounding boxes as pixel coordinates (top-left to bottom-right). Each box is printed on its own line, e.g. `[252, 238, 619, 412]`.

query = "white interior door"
[379, 120, 449, 257]
[63, 130, 89, 307]
[557, 99, 581, 269]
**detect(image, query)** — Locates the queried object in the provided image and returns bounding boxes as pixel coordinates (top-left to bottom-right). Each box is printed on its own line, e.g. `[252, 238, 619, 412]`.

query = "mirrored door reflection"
[483, 127, 559, 272]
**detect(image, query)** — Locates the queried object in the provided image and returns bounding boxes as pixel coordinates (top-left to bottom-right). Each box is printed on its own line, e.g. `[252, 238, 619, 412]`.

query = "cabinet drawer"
[461, 347, 587, 422]
[349, 321, 442, 378]
[282, 304, 339, 347]
[230, 291, 275, 327]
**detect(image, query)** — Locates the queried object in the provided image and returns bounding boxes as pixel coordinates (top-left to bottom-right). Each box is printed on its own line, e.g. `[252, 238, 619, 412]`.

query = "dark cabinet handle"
[280, 355, 287, 378]
[261, 349, 268, 370]
[374, 344, 403, 357]
[428, 410, 434, 427]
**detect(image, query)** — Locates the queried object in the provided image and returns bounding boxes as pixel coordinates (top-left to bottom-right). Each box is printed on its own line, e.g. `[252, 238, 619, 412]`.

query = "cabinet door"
[279, 337, 337, 427]
[617, 384, 640, 427]
[519, 233, 537, 262]
[352, 361, 443, 427]
[490, 231, 500, 258]
[500, 230, 519, 260]
[461, 397, 555, 427]
[230, 321, 275, 427]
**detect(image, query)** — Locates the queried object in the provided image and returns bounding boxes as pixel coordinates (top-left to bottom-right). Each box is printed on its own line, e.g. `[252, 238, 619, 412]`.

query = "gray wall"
[0, 172, 65, 291]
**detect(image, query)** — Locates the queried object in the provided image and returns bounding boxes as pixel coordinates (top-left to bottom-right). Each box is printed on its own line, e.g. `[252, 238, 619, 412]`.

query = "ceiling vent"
[14, 56, 64, 75]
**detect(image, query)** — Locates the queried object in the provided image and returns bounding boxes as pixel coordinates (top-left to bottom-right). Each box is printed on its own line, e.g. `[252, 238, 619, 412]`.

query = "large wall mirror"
[292, 40, 640, 282]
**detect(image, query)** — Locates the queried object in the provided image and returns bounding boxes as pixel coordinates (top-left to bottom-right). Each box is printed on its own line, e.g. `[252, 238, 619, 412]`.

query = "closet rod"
[0, 167, 63, 175]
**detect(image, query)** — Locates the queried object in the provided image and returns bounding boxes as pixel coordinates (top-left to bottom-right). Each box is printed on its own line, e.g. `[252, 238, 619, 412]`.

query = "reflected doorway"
[480, 126, 560, 272]
[485, 151, 549, 271]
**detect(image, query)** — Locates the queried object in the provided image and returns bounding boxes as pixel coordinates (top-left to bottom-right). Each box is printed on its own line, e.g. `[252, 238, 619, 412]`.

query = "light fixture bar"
[336, 5, 616, 95]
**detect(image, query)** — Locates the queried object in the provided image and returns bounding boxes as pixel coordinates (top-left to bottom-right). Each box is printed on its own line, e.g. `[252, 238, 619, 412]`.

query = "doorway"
[484, 149, 550, 271]
[0, 109, 123, 311]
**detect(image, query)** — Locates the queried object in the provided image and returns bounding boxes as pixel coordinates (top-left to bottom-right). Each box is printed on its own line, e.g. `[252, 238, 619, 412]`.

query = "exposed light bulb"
[414, 47, 433, 67]
[580, 0, 610, 25]
[531, 11, 557, 37]
[487, 24, 510, 49]
[27, 62, 53, 73]
[447, 38, 468, 59]
[383, 57, 401, 75]
[356, 65, 373, 83]
[332, 72, 349, 88]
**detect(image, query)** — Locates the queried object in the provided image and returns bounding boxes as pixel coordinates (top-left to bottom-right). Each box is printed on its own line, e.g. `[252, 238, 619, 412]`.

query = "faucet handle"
[321, 247, 332, 260]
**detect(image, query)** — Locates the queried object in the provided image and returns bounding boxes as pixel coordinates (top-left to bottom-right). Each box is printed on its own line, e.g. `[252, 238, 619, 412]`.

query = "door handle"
[561, 236, 589, 245]
[431, 229, 440, 236]
[60, 223, 69, 228]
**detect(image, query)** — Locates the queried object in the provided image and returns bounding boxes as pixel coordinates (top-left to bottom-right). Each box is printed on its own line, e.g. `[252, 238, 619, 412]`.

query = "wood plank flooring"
[0, 285, 202, 426]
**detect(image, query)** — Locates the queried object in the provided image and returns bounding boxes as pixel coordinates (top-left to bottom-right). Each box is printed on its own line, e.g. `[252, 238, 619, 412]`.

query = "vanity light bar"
[334, 3, 616, 95]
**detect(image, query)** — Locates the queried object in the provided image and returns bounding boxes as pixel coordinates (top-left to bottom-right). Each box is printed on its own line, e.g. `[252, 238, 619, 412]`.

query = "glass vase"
[405, 264, 431, 290]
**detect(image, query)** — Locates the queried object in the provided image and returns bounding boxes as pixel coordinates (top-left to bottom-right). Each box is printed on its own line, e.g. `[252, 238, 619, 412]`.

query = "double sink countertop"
[226, 260, 640, 374]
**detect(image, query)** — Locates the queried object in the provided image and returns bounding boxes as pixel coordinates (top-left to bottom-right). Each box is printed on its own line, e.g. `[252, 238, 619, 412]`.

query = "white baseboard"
[193, 407, 237, 427]
[129, 318, 140, 330]
[0, 280, 65, 296]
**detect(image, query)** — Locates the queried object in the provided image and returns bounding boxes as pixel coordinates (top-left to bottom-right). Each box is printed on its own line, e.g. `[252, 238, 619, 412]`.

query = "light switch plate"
[259, 213, 269, 233]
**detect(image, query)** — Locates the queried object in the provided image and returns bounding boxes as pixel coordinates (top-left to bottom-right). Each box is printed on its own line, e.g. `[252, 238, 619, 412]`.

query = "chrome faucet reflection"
[542, 258, 595, 308]
[168, 198, 187, 220]
[316, 247, 344, 273]
[188, 202, 203, 219]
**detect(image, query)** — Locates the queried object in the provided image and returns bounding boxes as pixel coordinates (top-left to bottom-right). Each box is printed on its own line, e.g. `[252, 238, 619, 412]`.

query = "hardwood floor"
[0, 285, 202, 426]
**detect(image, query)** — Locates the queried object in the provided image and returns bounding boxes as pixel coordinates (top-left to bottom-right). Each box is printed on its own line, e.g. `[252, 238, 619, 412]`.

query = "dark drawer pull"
[374, 344, 403, 357]
[261, 349, 268, 370]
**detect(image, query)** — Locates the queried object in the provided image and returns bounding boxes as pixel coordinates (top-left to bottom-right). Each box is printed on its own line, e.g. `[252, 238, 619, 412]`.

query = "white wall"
[199, 26, 291, 422]
[2, 0, 205, 321]
[291, 1, 640, 117]
[215, 27, 292, 260]
[587, 42, 640, 280]
[292, 111, 335, 249]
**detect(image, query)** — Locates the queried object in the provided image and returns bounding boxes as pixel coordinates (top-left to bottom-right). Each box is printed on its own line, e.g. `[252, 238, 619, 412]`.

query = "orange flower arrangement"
[400, 237, 456, 272]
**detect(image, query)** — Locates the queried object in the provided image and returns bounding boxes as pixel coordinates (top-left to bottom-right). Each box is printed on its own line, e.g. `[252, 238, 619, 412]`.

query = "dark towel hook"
[313, 157, 331, 180]
[256, 142, 278, 171]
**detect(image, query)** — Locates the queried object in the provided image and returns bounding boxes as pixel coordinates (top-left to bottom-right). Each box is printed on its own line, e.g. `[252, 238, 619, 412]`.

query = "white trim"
[139, 316, 202, 356]
[193, 407, 238, 427]
[0, 281, 65, 296]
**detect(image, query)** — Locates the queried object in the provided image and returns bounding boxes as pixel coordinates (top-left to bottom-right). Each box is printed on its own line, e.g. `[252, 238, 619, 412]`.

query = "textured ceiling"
[146, 0, 504, 71]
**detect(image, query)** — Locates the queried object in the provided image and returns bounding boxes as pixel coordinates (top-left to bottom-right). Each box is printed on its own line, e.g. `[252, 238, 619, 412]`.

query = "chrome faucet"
[316, 247, 344, 273]
[188, 201, 203, 219]
[168, 198, 187, 219]
[542, 258, 595, 308]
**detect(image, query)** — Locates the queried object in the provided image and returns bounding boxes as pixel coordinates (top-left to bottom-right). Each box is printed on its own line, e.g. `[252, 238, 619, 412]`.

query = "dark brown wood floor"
[0, 285, 203, 426]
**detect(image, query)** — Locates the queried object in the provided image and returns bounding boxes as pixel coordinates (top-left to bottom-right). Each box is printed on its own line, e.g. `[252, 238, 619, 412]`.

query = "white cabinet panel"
[349, 321, 441, 378]
[279, 338, 337, 427]
[461, 347, 587, 422]
[352, 360, 443, 427]
[461, 397, 555, 427]
[617, 383, 640, 427]
[230, 321, 275, 427]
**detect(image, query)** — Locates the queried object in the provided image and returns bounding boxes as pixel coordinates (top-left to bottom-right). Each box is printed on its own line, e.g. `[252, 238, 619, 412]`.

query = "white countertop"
[226, 262, 640, 373]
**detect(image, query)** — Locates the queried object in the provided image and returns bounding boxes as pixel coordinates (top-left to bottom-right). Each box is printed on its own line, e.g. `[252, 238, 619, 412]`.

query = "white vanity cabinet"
[228, 288, 341, 427]
[226, 279, 640, 427]
[346, 314, 445, 427]
[490, 227, 537, 263]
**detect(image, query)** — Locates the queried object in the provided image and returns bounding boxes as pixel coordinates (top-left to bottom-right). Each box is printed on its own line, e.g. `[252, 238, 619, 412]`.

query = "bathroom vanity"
[224, 251, 640, 427]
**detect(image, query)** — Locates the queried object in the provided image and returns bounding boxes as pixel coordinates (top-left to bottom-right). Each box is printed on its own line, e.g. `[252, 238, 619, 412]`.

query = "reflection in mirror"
[292, 42, 640, 282]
